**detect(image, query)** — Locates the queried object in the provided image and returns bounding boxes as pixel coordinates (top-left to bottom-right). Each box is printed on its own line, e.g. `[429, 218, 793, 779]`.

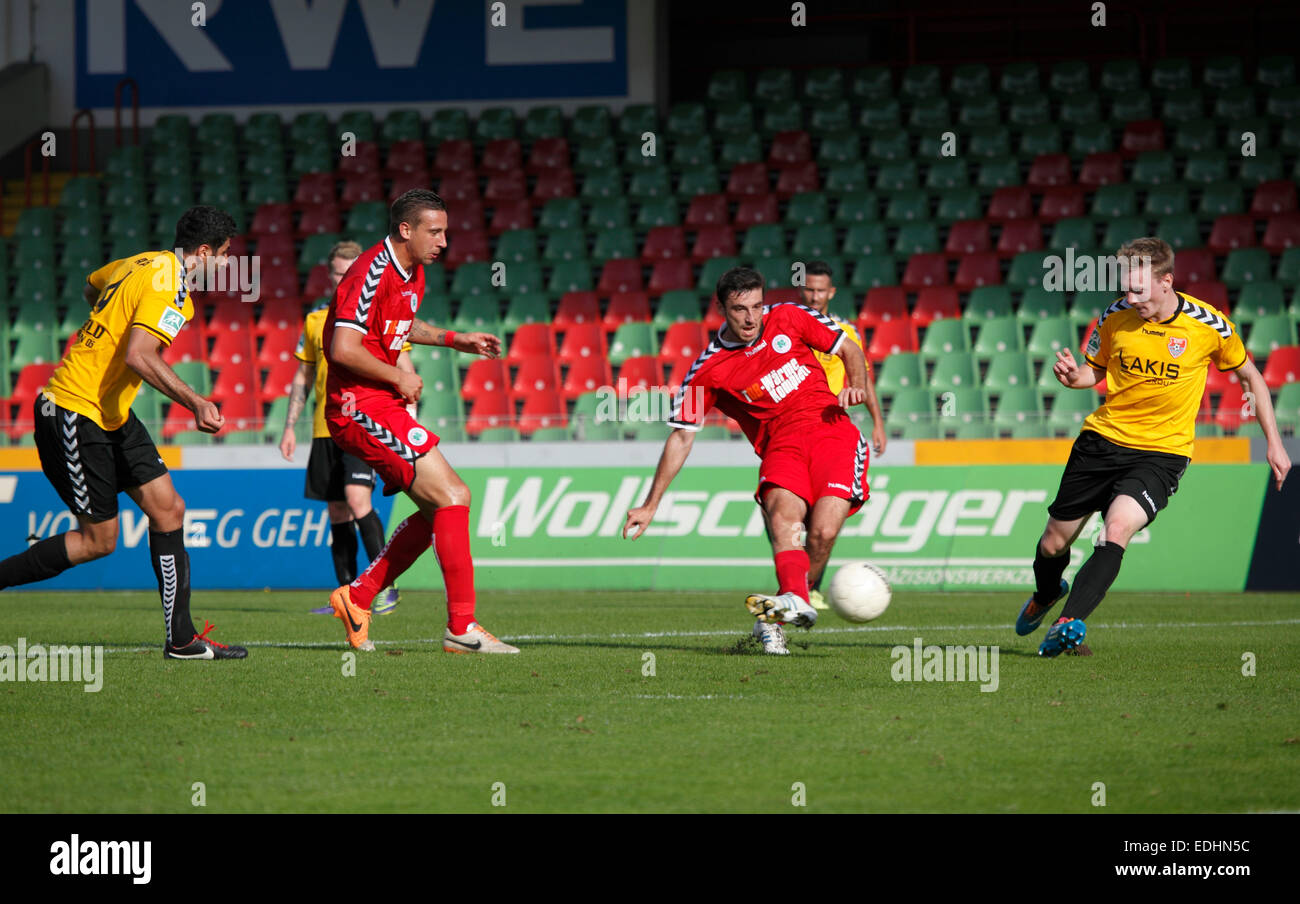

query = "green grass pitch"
[1, 589, 1297, 813]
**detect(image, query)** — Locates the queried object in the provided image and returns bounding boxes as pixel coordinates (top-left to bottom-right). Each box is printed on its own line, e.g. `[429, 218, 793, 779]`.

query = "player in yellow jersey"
[798, 260, 886, 609]
[0, 206, 247, 659]
[1018, 237, 1291, 657]
[278, 241, 415, 614]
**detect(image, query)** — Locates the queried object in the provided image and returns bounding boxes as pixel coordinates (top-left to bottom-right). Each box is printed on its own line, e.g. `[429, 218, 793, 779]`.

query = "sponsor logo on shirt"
[754, 357, 810, 403]
[772, 334, 792, 354]
[744, 339, 768, 357]
[156, 307, 186, 338]
[1167, 336, 1187, 358]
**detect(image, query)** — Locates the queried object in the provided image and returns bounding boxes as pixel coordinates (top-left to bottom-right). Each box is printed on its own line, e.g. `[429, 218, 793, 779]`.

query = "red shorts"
[327, 403, 440, 496]
[756, 418, 869, 516]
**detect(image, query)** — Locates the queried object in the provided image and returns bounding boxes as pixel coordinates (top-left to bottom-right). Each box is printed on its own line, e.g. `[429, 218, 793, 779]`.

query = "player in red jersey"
[623, 267, 881, 654]
[322, 189, 518, 654]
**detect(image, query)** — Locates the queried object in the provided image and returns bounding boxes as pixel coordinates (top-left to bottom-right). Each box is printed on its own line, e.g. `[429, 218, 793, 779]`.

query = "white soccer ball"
[828, 562, 892, 622]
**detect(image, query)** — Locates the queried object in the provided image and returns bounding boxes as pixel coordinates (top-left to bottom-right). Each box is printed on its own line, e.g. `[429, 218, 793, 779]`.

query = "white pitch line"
[93, 618, 1300, 654]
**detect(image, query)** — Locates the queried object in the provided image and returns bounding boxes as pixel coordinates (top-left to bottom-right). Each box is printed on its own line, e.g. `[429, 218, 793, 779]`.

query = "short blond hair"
[1115, 236, 1175, 280]
[328, 240, 363, 264]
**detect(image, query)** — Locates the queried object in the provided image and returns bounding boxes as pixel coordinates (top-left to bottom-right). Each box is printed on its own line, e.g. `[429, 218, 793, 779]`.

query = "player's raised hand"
[279, 429, 297, 462]
[195, 399, 225, 434]
[460, 332, 502, 359]
[1053, 349, 1081, 387]
[623, 503, 657, 540]
[396, 370, 423, 404]
[1266, 441, 1291, 491]
[837, 386, 867, 409]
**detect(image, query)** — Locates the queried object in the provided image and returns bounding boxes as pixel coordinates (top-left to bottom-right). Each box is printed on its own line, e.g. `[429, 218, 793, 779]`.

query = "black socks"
[0, 534, 73, 589]
[1061, 542, 1126, 622]
[1032, 543, 1071, 605]
[330, 521, 359, 585]
[355, 511, 386, 561]
[149, 528, 196, 646]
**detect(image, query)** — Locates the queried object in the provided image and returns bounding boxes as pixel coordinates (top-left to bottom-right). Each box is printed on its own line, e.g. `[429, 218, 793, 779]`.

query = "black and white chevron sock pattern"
[668, 341, 721, 425]
[850, 432, 867, 506]
[354, 252, 389, 327]
[351, 410, 417, 465]
[160, 554, 177, 644]
[1179, 297, 1233, 339]
[1097, 298, 1130, 328]
[62, 411, 90, 517]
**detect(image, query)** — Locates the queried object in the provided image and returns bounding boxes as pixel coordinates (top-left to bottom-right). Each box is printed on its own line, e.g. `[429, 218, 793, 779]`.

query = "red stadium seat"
[460, 359, 508, 401]
[616, 355, 662, 391]
[225, 235, 249, 260]
[1262, 213, 1300, 252]
[1120, 120, 1165, 156]
[465, 389, 515, 436]
[488, 198, 534, 235]
[987, 186, 1033, 221]
[1250, 180, 1298, 216]
[435, 170, 479, 202]
[733, 194, 779, 227]
[1026, 154, 1073, 189]
[1038, 186, 1085, 221]
[303, 264, 335, 300]
[483, 169, 526, 203]
[527, 137, 570, 174]
[1208, 214, 1257, 253]
[1262, 345, 1300, 388]
[901, 253, 950, 292]
[1190, 280, 1229, 311]
[517, 389, 567, 435]
[297, 203, 341, 237]
[255, 298, 304, 339]
[208, 328, 252, 371]
[340, 171, 384, 206]
[945, 219, 992, 255]
[250, 203, 294, 237]
[684, 193, 729, 227]
[764, 288, 800, 306]
[690, 225, 735, 262]
[865, 319, 918, 363]
[389, 171, 433, 205]
[255, 233, 295, 271]
[337, 141, 380, 177]
[505, 323, 556, 362]
[658, 322, 708, 365]
[557, 322, 608, 365]
[726, 162, 769, 200]
[775, 161, 819, 198]
[446, 197, 486, 234]
[1173, 247, 1216, 283]
[294, 172, 337, 207]
[210, 360, 256, 404]
[385, 140, 428, 175]
[554, 292, 601, 330]
[259, 358, 300, 403]
[216, 394, 260, 435]
[165, 318, 206, 363]
[1204, 360, 1243, 397]
[604, 292, 652, 330]
[532, 167, 575, 202]
[433, 139, 474, 175]
[208, 298, 254, 334]
[1077, 152, 1124, 189]
[443, 229, 490, 268]
[703, 299, 725, 331]
[996, 220, 1044, 255]
[1215, 387, 1256, 433]
[481, 139, 523, 174]
[664, 356, 696, 397]
[597, 258, 644, 295]
[858, 287, 909, 329]
[561, 355, 613, 400]
[9, 363, 58, 412]
[510, 355, 560, 397]
[768, 131, 812, 167]
[256, 328, 300, 368]
[647, 259, 694, 295]
[258, 265, 301, 301]
[641, 226, 687, 262]
[161, 404, 199, 440]
[911, 287, 961, 327]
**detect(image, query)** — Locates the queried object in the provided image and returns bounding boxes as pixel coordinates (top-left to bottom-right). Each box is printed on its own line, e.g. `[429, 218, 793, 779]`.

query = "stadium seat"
[987, 187, 1033, 221]
[945, 219, 992, 255]
[1027, 154, 1073, 189]
[997, 220, 1044, 255]
[460, 359, 508, 402]
[501, 294, 551, 333]
[1264, 213, 1300, 252]
[1120, 120, 1165, 156]
[919, 319, 971, 359]
[552, 292, 600, 330]
[928, 351, 978, 390]
[858, 287, 907, 329]
[658, 322, 707, 366]
[1026, 317, 1078, 359]
[726, 162, 769, 199]
[647, 260, 694, 295]
[560, 354, 612, 402]
[685, 194, 730, 228]
[1251, 181, 1298, 216]
[953, 252, 1002, 291]
[1246, 315, 1298, 358]
[911, 287, 961, 326]
[1038, 186, 1086, 221]
[901, 253, 949, 291]
[597, 259, 643, 296]
[510, 354, 560, 398]
[641, 226, 687, 263]
[1222, 248, 1273, 287]
[973, 317, 1025, 359]
[964, 286, 1016, 321]
[1260, 345, 1300, 388]
[604, 292, 652, 331]
[691, 225, 737, 262]
[609, 323, 659, 365]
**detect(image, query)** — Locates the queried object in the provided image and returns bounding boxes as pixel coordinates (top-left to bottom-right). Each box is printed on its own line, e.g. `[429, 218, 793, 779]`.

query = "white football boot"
[745, 591, 818, 628]
[752, 620, 790, 655]
[443, 622, 520, 654]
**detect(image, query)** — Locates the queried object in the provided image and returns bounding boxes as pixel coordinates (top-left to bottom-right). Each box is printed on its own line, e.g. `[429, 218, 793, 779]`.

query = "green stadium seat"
[628, 169, 671, 203]
[964, 286, 1016, 321]
[834, 192, 878, 225]
[1132, 151, 1176, 185]
[1026, 317, 1078, 359]
[1017, 288, 1068, 322]
[13, 207, 54, 241]
[1101, 215, 1150, 250]
[936, 188, 981, 222]
[59, 235, 102, 278]
[548, 260, 593, 296]
[993, 387, 1045, 435]
[1091, 183, 1137, 218]
[1048, 217, 1096, 252]
[1003, 252, 1050, 291]
[875, 161, 918, 192]
[983, 351, 1035, 391]
[199, 173, 243, 214]
[741, 224, 787, 260]
[634, 197, 679, 229]
[1067, 122, 1114, 157]
[809, 99, 851, 132]
[1198, 180, 1245, 216]
[423, 262, 448, 298]
[884, 189, 930, 223]
[780, 192, 826, 227]
[951, 63, 992, 99]
[1238, 153, 1283, 186]
[1258, 56, 1296, 89]
[58, 177, 100, 214]
[761, 100, 803, 134]
[874, 353, 924, 395]
[706, 70, 746, 105]
[1172, 119, 1218, 155]
[858, 97, 901, 130]
[501, 294, 551, 333]
[1155, 213, 1201, 250]
[298, 233, 339, 274]
[1276, 248, 1300, 285]
[1008, 92, 1050, 126]
[893, 222, 940, 256]
[712, 100, 755, 136]
[623, 140, 665, 171]
[1246, 314, 1298, 357]
[653, 290, 703, 328]
[670, 133, 713, 170]
[755, 256, 797, 289]
[1059, 92, 1103, 126]
[476, 107, 517, 142]
[1222, 248, 1273, 287]
[925, 159, 969, 190]
[1143, 184, 1190, 217]
[825, 162, 869, 195]
[957, 94, 1000, 130]
[13, 234, 55, 272]
[573, 136, 616, 173]
[1233, 282, 1286, 325]
[928, 351, 978, 390]
[973, 317, 1025, 358]
[755, 69, 795, 104]
[539, 227, 586, 264]
[976, 157, 1022, 189]
[450, 261, 498, 298]
[908, 96, 952, 131]
[791, 223, 836, 259]
[1273, 382, 1300, 434]
[586, 196, 630, 231]
[717, 132, 762, 170]
[866, 129, 910, 163]
[697, 256, 741, 293]
[415, 294, 453, 324]
[523, 105, 564, 141]
[104, 146, 144, 181]
[885, 388, 936, 437]
[676, 166, 720, 199]
[451, 298, 501, 335]
[815, 131, 859, 167]
[849, 256, 897, 291]
[496, 228, 538, 264]
[591, 226, 635, 262]
[919, 319, 971, 359]
[1183, 151, 1229, 184]
[427, 109, 470, 143]
[150, 113, 190, 149]
[1019, 123, 1063, 156]
[804, 67, 845, 101]
[501, 261, 545, 297]
[609, 322, 658, 365]
[969, 127, 1012, 159]
[534, 198, 579, 232]
[618, 103, 658, 140]
[1070, 290, 1118, 328]
[579, 167, 623, 203]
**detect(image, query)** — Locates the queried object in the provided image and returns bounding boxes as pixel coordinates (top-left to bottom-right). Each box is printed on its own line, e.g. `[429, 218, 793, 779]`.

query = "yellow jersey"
[1081, 291, 1247, 458]
[45, 252, 195, 431]
[813, 314, 866, 395]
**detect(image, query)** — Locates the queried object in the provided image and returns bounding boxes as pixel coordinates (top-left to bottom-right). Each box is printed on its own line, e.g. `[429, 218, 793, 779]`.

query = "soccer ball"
[827, 562, 892, 623]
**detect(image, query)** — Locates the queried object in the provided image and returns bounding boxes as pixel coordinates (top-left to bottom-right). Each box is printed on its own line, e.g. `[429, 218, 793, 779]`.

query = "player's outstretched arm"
[280, 362, 314, 460]
[407, 320, 502, 358]
[1053, 349, 1103, 389]
[124, 326, 224, 433]
[330, 325, 423, 404]
[623, 427, 696, 540]
[1236, 358, 1292, 490]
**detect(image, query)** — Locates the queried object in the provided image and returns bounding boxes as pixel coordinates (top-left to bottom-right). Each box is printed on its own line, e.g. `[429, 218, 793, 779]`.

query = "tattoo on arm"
[285, 381, 309, 429]
[407, 320, 447, 346]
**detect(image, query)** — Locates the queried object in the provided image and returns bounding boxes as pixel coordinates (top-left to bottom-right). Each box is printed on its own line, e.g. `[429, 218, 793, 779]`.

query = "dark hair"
[390, 189, 446, 236]
[173, 206, 237, 256]
[715, 266, 765, 307]
[805, 260, 834, 281]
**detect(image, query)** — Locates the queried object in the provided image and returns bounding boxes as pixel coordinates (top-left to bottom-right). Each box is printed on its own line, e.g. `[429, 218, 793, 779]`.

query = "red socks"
[774, 548, 810, 602]
[350, 512, 432, 609]
[433, 505, 476, 634]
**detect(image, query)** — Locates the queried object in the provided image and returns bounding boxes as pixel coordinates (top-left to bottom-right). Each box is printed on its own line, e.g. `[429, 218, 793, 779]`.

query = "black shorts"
[34, 400, 169, 524]
[1047, 430, 1190, 525]
[304, 436, 375, 502]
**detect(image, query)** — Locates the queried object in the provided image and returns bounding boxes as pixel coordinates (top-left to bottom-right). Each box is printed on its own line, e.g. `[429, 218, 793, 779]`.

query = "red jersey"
[324, 236, 424, 415]
[668, 302, 850, 456]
